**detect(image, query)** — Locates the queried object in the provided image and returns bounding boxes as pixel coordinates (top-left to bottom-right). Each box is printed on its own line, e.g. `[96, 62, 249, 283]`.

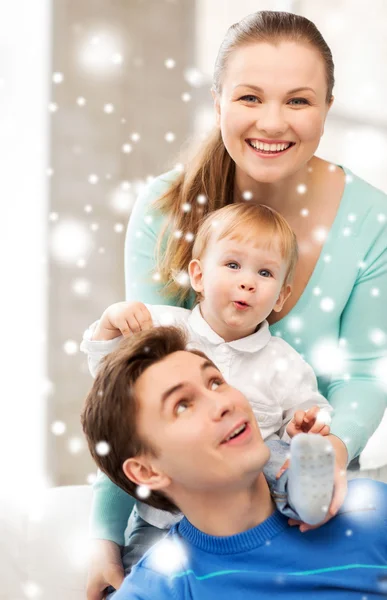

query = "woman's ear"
[123, 455, 171, 492]
[211, 87, 221, 129]
[273, 284, 292, 313]
[188, 259, 204, 294]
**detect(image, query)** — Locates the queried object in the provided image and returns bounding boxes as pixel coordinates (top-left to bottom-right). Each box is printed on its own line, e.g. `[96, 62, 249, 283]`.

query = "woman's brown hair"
[154, 11, 334, 304]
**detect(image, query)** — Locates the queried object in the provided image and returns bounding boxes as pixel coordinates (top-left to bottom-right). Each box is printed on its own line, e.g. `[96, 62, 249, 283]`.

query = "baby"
[82, 202, 336, 581]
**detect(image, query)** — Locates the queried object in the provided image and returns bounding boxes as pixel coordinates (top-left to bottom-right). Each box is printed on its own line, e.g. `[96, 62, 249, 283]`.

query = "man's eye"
[175, 401, 189, 415]
[288, 98, 309, 106]
[226, 262, 239, 270]
[259, 269, 272, 278]
[210, 378, 223, 391]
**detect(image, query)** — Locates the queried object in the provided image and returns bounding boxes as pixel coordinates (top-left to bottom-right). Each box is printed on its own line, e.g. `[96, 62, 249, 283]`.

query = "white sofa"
[21, 485, 92, 600]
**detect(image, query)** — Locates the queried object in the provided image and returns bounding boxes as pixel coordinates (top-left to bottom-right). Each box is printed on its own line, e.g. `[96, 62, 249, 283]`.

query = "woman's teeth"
[248, 140, 292, 153]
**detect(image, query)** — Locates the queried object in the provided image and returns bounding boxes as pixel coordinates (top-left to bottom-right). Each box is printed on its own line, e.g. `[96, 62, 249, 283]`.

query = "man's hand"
[286, 406, 331, 438]
[92, 302, 154, 341]
[87, 539, 124, 600]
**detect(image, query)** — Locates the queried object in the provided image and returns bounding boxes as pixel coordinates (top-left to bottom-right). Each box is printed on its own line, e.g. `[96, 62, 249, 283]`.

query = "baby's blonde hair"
[192, 203, 298, 287]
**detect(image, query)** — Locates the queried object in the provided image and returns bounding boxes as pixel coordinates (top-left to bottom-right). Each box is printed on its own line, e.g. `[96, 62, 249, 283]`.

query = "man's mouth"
[246, 139, 296, 155]
[221, 421, 249, 444]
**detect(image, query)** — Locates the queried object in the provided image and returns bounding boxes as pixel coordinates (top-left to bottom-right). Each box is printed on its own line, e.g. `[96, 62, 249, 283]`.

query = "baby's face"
[194, 234, 290, 341]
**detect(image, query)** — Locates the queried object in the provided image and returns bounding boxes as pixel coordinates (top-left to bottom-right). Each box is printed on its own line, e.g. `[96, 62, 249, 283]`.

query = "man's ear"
[123, 456, 171, 492]
[211, 87, 221, 129]
[188, 259, 204, 294]
[273, 284, 292, 313]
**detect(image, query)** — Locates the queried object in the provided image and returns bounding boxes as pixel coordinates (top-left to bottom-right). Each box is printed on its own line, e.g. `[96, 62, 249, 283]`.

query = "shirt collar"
[188, 304, 271, 353]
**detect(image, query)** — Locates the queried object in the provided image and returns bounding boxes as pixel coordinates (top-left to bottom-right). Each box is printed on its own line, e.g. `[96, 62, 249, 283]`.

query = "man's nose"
[209, 393, 235, 421]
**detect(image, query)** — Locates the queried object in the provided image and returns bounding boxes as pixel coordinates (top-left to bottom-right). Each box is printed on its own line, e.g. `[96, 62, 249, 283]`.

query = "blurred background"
[1, 0, 387, 597]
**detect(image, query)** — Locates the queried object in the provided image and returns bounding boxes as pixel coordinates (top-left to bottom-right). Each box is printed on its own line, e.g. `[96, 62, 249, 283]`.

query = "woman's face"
[214, 41, 333, 186]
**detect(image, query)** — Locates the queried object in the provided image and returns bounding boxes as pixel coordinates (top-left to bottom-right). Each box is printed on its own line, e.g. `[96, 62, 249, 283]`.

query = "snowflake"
[316, 409, 332, 426]
[297, 184, 307, 194]
[90, 223, 99, 231]
[131, 132, 141, 142]
[48, 102, 58, 112]
[312, 227, 327, 243]
[174, 230, 183, 239]
[181, 92, 191, 102]
[348, 213, 357, 222]
[242, 190, 253, 200]
[182, 202, 191, 212]
[377, 213, 386, 223]
[87, 473, 97, 485]
[369, 329, 386, 346]
[112, 52, 123, 64]
[63, 340, 78, 355]
[149, 538, 187, 575]
[104, 103, 114, 114]
[345, 174, 353, 184]
[165, 132, 176, 143]
[52, 72, 64, 84]
[300, 208, 309, 217]
[68, 437, 83, 454]
[328, 164, 336, 172]
[72, 278, 91, 296]
[164, 58, 176, 69]
[185, 232, 194, 242]
[320, 297, 335, 312]
[49, 212, 59, 222]
[114, 223, 124, 233]
[136, 485, 151, 499]
[196, 194, 207, 205]
[287, 316, 303, 333]
[77, 96, 86, 106]
[46, 167, 54, 177]
[152, 272, 161, 281]
[22, 581, 41, 599]
[323, 255, 332, 263]
[371, 287, 380, 297]
[313, 287, 322, 296]
[95, 441, 110, 456]
[51, 421, 66, 436]
[122, 143, 133, 153]
[184, 67, 205, 87]
[77, 258, 86, 268]
[121, 181, 131, 191]
[311, 340, 345, 375]
[175, 271, 190, 287]
[342, 227, 351, 237]
[88, 174, 99, 184]
[84, 204, 93, 213]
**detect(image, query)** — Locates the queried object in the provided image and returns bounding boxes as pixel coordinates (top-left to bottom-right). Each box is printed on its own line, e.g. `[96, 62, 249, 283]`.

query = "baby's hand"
[92, 301, 153, 341]
[286, 406, 331, 438]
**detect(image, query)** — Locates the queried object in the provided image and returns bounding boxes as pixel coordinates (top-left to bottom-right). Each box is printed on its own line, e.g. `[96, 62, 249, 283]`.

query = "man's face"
[132, 351, 270, 495]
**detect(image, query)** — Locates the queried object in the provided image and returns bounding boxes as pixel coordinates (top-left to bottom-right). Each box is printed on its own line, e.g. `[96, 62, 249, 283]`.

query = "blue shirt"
[113, 479, 387, 599]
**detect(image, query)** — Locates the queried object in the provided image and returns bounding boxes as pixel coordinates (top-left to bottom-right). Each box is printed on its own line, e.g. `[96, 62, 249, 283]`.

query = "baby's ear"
[273, 284, 292, 313]
[188, 259, 204, 294]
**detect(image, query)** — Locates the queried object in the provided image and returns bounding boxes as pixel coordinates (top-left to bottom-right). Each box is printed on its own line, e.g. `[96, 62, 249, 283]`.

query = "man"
[81, 326, 387, 599]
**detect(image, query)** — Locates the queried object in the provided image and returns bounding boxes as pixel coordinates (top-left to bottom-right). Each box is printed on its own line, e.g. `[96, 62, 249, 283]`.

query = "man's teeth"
[225, 423, 246, 442]
[249, 140, 291, 152]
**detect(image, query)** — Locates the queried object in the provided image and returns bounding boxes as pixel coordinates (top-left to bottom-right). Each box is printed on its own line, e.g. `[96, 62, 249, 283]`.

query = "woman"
[86, 11, 387, 600]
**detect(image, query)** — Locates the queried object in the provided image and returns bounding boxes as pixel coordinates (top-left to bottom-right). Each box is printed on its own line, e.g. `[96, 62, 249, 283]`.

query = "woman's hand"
[87, 539, 124, 600]
[92, 301, 154, 341]
[287, 434, 348, 533]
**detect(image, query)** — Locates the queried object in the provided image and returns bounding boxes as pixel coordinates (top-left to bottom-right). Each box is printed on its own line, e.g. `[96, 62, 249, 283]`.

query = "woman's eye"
[259, 269, 272, 278]
[288, 98, 309, 106]
[226, 262, 239, 270]
[175, 401, 189, 415]
[240, 95, 259, 103]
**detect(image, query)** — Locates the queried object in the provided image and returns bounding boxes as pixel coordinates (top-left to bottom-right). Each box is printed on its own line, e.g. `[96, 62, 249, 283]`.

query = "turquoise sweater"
[91, 166, 387, 545]
[113, 479, 387, 600]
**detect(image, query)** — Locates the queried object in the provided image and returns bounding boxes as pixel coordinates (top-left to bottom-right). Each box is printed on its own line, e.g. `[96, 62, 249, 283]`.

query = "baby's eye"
[226, 262, 239, 270]
[259, 269, 272, 278]
[175, 400, 189, 415]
